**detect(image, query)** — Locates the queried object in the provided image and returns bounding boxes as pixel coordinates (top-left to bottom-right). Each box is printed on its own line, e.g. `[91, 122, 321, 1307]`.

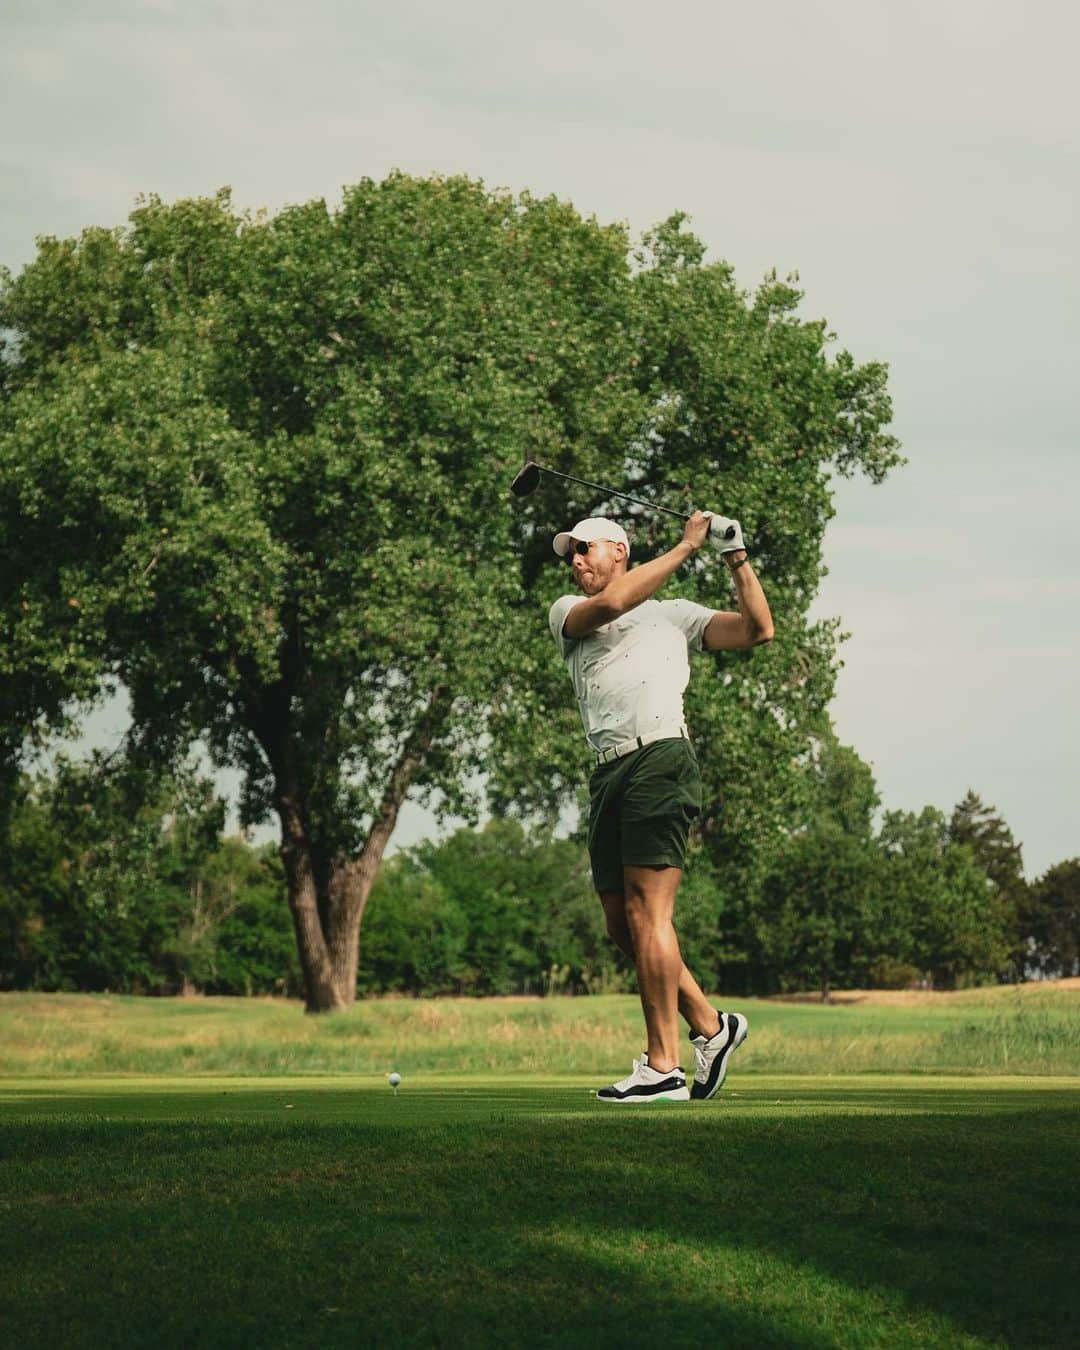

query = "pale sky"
[3, 1, 1076, 875]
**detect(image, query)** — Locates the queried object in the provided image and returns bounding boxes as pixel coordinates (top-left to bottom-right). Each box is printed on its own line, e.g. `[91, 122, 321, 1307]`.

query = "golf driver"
[509, 460, 737, 540]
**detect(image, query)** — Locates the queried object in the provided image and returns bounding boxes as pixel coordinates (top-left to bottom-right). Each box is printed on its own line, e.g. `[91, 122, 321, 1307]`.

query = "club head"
[510, 461, 542, 497]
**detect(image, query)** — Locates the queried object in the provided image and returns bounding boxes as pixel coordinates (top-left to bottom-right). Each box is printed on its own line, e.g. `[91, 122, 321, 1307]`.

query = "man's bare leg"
[600, 888, 720, 1043]
[615, 865, 714, 1072]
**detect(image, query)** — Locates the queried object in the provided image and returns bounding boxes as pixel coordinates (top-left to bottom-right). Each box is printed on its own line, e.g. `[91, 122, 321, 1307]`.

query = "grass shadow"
[1, 1084, 1077, 1347]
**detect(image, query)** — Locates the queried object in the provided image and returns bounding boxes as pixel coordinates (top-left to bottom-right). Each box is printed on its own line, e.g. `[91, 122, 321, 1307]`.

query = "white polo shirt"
[548, 595, 715, 754]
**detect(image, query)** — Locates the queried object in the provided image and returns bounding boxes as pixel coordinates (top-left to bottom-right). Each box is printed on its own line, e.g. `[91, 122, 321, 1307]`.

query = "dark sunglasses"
[566, 539, 595, 559]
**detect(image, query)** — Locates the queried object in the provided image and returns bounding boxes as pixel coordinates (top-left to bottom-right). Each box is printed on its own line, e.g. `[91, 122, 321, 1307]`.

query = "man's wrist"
[724, 549, 749, 570]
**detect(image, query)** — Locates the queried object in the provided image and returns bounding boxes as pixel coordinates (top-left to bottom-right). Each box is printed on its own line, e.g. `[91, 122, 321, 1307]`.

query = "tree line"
[2, 174, 1074, 1004]
[1, 741, 1075, 998]
[0, 756, 299, 997]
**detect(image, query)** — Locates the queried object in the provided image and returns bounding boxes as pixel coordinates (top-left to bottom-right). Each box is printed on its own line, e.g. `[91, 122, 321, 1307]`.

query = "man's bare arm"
[563, 512, 712, 639]
[703, 553, 774, 651]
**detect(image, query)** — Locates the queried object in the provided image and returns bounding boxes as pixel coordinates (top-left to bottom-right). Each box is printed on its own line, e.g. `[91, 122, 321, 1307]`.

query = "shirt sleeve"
[548, 595, 585, 659]
[659, 598, 716, 652]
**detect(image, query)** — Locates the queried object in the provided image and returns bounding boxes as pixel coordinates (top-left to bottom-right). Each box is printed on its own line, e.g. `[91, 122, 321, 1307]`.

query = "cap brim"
[553, 531, 573, 557]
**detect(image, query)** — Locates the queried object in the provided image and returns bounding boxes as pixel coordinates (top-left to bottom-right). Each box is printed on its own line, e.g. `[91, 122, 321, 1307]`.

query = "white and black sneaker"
[690, 1011, 748, 1100]
[596, 1053, 690, 1103]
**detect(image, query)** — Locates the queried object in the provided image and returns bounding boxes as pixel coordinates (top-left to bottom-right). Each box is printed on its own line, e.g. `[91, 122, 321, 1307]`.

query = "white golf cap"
[553, 517, 631, 558]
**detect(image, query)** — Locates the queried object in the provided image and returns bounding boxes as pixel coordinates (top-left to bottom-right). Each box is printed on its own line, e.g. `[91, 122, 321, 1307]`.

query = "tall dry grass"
[2, 983, 1077, 1078]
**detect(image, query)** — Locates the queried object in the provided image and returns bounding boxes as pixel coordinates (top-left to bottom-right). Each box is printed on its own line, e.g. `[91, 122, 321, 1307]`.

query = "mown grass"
[3, 994, 1078, 1346]
[1, 983, 1078, 1077]
[1, 1075, 1077, 1348]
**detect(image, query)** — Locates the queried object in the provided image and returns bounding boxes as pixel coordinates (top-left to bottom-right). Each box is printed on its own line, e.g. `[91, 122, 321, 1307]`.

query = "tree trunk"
[321, 685, 452, 1009]
[274, 685, 451, 1012]
[278, 792, 343, 1012]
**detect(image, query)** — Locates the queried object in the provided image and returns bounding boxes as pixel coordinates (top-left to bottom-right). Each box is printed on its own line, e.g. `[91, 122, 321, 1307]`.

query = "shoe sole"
[597, 1088, 690, 1104]
[692, 1015, 749, 1100]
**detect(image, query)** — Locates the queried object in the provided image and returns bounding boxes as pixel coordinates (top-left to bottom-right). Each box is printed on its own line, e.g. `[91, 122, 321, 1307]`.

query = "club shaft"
[538, 465, 688, 520]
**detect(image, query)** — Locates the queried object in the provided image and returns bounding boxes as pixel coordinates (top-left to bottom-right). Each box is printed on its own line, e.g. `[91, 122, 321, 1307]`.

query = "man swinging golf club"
[549, 507, 774, 1102]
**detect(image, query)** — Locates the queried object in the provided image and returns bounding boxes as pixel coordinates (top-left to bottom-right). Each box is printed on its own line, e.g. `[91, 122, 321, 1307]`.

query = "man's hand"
[682, 510, 714, 553]
[707, 514, 745, 555]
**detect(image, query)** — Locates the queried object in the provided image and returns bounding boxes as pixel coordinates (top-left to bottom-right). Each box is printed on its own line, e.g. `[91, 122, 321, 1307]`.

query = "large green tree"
[756, 824, 880, 999]
[948, 790, 1027, 972]
[752, 726, 882, 996]
[878, 807, 1013, 988]
[948, 791, 1026, 896]
[0, 176, 898, 1009]
[1020, 859, 1080, 979]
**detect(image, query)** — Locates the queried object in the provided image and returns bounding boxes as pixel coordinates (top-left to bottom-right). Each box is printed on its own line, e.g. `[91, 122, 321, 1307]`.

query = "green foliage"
[948, 789, 1027, 974]
[0, 761, 297, 996]
[949, 790, 1026, 897]
[356, 866, 470, 996]
[0, 756, 205, 993]
[160, 839, 301, 997]
[756, 823, 880, 998]
[1020, 858, 1080, 978]
[743, 727, 879, 996]
[802, 726, 880, 838]
[360, 819, 613, 995]
[878, 807, 1013, 989]
[0, 750, 1047, 1000]
[496, 230, 903, 883]
[744, 736, 1023, 994]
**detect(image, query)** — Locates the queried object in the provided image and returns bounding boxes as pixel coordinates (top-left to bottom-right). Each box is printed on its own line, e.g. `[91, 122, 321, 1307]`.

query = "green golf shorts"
[587, 736, 703, 894]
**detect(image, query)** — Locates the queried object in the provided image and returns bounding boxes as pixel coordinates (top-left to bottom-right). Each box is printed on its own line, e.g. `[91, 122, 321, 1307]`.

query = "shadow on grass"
[1, 1088, 1077, 1348]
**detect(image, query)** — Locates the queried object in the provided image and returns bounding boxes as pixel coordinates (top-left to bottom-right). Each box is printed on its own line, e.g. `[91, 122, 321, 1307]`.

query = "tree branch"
[331, 682, 454, 936]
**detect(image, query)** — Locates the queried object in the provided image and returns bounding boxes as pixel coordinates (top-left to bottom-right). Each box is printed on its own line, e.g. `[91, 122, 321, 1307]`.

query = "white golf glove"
[708, 513, 745, 554]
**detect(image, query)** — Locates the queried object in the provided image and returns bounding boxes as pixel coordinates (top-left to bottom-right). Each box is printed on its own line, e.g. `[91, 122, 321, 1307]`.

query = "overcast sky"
[3, 1, 1076, 874]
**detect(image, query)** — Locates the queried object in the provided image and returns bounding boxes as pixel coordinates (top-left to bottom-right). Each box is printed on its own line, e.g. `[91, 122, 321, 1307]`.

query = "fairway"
[3, 1068, 1078, 1348]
